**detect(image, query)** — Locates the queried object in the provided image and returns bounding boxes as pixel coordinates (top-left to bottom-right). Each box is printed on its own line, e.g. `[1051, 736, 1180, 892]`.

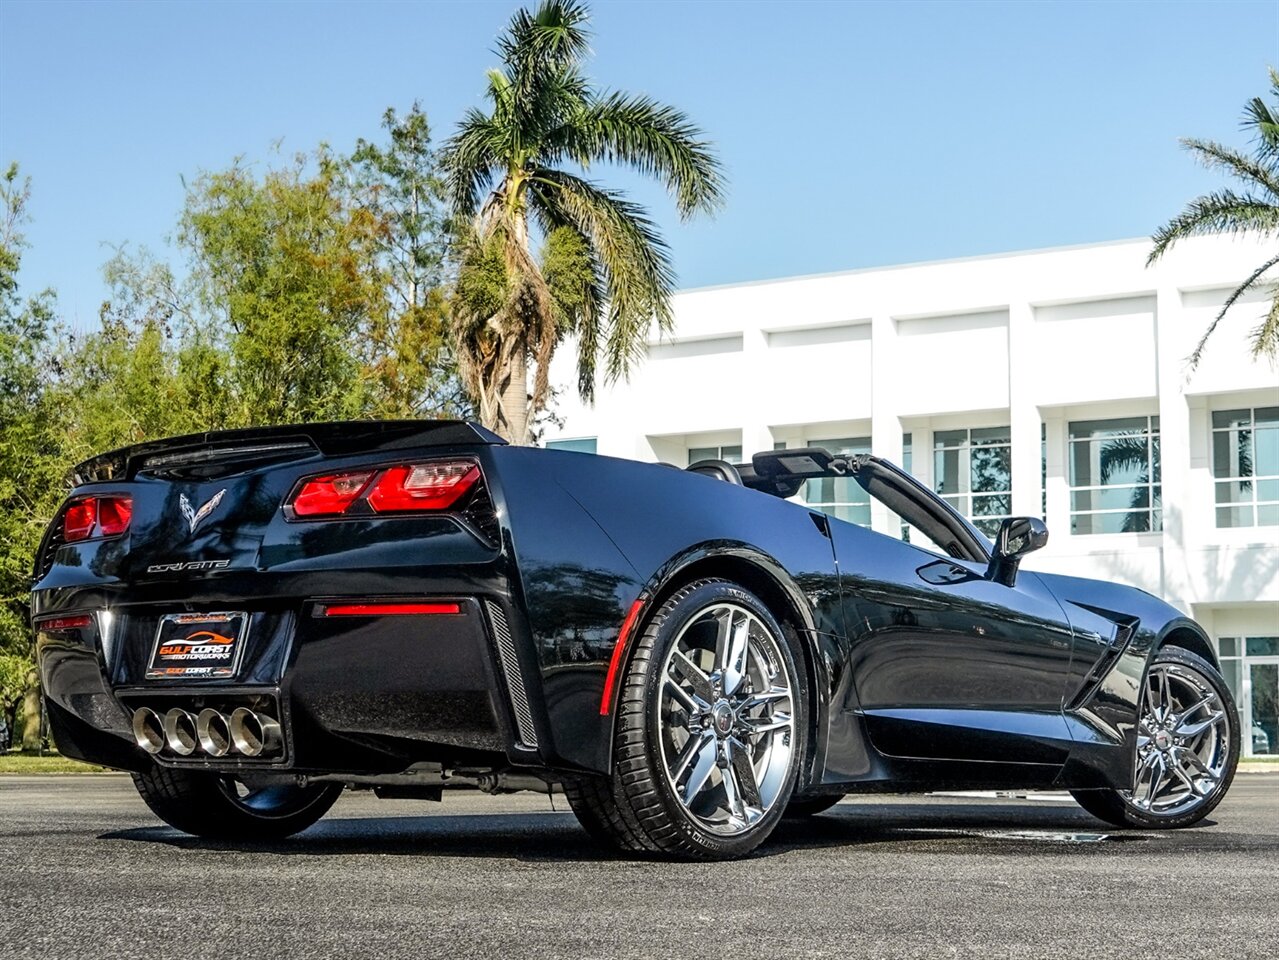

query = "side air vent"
[485, 600, 538, 749]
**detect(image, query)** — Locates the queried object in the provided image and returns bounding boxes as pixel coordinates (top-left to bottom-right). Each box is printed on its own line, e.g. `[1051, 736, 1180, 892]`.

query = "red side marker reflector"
[35, 614, 94, 631]
[600, 598, 646, 716]
[321, 602, 463, 617]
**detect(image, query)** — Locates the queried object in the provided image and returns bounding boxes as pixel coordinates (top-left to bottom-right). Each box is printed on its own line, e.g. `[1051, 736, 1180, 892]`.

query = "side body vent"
[485, 601, 538, 749]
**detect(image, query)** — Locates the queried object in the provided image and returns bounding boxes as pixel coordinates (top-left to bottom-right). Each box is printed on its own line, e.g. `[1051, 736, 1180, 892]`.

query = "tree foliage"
[443, 0, 723, 443]
[1150, 68, 1279, 366]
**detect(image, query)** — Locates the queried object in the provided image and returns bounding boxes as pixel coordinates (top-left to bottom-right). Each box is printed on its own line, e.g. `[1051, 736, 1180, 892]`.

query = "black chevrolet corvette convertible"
[32, 421, 1238, 859]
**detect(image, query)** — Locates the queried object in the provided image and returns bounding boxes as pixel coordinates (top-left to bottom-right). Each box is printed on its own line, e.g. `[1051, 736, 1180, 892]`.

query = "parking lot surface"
[2, 773, 1276, 959]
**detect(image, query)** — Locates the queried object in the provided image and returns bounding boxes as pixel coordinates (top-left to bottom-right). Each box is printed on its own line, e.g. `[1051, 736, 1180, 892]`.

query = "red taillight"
[286, 461, 480, 519]
[62, 500, 97, 541]
[321, 601, 463, 617]
[98, 496, 133, 536]
[290, 471, 375, 517]
[35, 614, 94, 631]
[60, 495, 133, 541]
[367, 462, 481, 513]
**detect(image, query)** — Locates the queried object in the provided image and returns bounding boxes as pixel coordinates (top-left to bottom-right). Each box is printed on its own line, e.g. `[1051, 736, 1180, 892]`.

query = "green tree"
[443, 0, 723, 443]
[1150, 68, 1279, 366]
[179, 153, 388, 424]
[0, 164, 70, 749]
[349, 105, 470, 418]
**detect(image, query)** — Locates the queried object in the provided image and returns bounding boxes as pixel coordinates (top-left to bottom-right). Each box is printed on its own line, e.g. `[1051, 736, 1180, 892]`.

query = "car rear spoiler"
[71, 420, 507, 484]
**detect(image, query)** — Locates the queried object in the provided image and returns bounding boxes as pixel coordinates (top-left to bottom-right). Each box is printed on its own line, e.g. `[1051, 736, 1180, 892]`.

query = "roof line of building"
[674, 236, 1155, 296]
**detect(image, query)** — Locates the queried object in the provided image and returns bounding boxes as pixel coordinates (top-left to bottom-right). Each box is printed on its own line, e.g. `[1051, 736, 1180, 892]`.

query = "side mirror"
[986, 517, 1048, 587]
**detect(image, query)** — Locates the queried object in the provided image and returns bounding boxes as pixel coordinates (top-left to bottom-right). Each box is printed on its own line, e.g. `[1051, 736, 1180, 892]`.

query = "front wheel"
[131, 765, 342, 840]
[1071, 647, 1238, 829]
[597, 579, 808, 860]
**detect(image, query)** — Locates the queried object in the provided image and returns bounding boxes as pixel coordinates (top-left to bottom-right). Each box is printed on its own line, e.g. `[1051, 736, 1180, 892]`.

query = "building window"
[802, 437, 871, 526]
[1212, 407, 1279, 528]
[933, 427, 1012, 537]
[1218, 636, 1279, 758]
[688, 445, 741, 465]
[1068, 416, 1161, 534]
[546, 437, 597, 454]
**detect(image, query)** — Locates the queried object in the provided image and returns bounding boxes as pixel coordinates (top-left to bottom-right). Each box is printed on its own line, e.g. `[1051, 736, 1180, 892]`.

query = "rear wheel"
[1071, 648, 1238, 829]
[591, 579, 808, 860]
[131, 765, 342, 840]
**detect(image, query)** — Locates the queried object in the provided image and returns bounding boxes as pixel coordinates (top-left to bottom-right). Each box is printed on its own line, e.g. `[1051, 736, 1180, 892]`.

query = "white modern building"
[543, 234, 1279, 757]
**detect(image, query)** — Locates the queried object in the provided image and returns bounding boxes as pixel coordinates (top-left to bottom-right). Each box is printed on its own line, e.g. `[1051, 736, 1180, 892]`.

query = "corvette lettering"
[147, 560, 232, 573]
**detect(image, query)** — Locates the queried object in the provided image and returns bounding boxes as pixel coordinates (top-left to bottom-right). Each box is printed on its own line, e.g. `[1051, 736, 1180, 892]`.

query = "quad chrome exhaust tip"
[196, 709, 232, 758]
[131, 707, 165, 755]
[131, 706, 281, 757]
[228, 708, 282, 758]
[162, 708, 199, 756]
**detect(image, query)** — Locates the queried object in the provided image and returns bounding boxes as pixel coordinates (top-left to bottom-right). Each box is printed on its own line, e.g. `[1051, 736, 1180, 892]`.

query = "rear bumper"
[36, 592, 546, 776]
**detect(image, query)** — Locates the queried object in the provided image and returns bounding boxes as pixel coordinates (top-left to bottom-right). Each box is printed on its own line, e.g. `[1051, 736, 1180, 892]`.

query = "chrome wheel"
[657, 602, 796, 837]
[1124, 661, 1232, 817]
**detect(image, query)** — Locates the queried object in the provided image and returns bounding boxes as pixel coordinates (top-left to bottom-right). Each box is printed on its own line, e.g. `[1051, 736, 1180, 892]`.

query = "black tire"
[784, 794, 844, 818]
[602, 578, 809, 860]
[1071, 647, 1239, 829]
[562, 776, 652, 852]
[131, 764, 342, 841]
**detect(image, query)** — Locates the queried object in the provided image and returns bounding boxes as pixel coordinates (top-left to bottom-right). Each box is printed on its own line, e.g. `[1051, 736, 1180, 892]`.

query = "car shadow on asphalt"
[97, 799, 1192, 862]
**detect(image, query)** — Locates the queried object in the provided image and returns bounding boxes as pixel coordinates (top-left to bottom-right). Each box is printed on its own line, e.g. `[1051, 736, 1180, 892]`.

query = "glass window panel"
[1072, 486, 1148, 513]
[1216, 480, 1253, 505]
[1069, 417, 1151, 441]
[971, 445, 1010, 493]
[935, 447, 963, 495]
[1259, 504, 1279, 526]
[1246, 637, 1279, 656]
[822, 502, 871, 526]
[1069, 439, 1096, 487]
[1256, 406, 1279, 427]
[688, 447, 715, 464]
[1250, 663, 1278, 757]
[933, 429, 967, 448]
[722, 446, 742, 463]
[1151, 507, 1162, 532]
[1152, 437, 1161, 483]
[971, 426, 1011, 445]
[1219, 637, 1239, 658]
[1257, 479, 1279, 502]
[1071, 511, 1135, 535]
[1217, 505, 1255, 528]
[972, 494, 1011, 516]
[1212, 409, 1250, 430]
[1255, 427, 1279, 477]
[973, 517, 1003, 537]
[1212, 428, 1253, 478]
[546, 438, 597, 454]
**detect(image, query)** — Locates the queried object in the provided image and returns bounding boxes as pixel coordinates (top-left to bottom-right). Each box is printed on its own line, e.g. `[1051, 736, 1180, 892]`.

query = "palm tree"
[442, 0, 723, 443]
[1149, 68, 1279, 367]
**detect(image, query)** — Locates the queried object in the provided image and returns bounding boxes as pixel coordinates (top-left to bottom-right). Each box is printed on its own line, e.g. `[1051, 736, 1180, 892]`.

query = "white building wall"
[544, 234, 1279, 645]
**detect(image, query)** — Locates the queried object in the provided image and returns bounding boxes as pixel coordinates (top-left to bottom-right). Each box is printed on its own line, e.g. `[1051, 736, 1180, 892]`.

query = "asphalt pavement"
[2, 773, 1276, 960]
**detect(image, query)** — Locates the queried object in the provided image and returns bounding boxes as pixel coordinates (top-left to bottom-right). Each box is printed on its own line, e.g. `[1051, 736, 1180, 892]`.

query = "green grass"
[0, 752, 109, 774]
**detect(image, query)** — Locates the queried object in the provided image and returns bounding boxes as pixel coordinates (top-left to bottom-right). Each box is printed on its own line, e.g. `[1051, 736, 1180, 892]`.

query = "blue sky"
[1, 0, 1276, 327]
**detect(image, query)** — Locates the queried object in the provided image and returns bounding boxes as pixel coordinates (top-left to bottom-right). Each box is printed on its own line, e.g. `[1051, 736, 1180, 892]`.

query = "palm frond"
[552, 92, 726, 217]
[497, 0, 592, 103]
[1247, 286, 1279, 360]
[528, 167, 676, 382]
[1243, 67, 1279, 162]
[441, 109, 503, 217]
[1187, 252, 1279, 368]
[1148, 189, 1279, 264]
[1181, 137, 1279, 197]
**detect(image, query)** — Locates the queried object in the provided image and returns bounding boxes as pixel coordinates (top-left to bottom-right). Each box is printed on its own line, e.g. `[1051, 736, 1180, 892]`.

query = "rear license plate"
[146, 612, 248, 680]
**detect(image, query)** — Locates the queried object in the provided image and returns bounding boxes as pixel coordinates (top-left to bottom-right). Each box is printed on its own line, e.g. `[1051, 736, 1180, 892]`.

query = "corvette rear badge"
[180, 489, 227, 535]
